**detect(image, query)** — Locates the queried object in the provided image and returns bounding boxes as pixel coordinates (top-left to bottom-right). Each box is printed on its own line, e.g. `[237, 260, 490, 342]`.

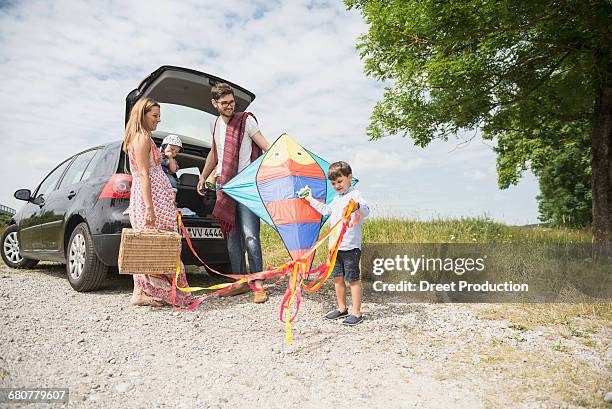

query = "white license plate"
[181, 227, 223, 239]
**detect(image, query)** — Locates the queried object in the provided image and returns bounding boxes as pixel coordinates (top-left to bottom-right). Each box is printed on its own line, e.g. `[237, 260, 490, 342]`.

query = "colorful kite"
[173, 134, 359, 342]
[221, 133, 355, 267]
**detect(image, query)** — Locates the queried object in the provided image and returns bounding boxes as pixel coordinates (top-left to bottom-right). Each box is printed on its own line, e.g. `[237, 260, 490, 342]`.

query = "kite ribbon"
[171, 200, 359, 343]
[277, 199, 358, 343]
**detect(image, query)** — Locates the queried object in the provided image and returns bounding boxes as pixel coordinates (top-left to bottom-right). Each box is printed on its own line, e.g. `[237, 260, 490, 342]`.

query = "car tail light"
[99, 173, 132, 199]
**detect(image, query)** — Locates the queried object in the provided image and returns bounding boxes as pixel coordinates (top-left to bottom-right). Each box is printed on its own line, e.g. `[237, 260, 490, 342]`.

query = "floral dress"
[127, 136, 193, 306]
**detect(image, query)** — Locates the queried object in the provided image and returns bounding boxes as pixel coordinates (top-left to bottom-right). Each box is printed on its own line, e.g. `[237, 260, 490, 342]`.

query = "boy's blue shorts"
[332, 248, 361, 282]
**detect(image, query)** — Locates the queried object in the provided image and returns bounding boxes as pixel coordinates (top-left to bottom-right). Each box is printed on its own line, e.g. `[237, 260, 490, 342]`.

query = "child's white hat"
[162, 134, 183, 151]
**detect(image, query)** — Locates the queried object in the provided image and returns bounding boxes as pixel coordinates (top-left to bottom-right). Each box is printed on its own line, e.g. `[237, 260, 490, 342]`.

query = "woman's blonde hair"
[123, 98, 160, 152]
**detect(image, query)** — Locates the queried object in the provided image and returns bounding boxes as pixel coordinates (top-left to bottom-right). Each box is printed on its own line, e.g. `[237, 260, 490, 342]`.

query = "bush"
[0, 213, 12, 228]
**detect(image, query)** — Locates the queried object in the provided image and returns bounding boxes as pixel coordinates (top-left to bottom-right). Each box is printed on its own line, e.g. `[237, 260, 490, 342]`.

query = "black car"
[1, 66, 255, 291]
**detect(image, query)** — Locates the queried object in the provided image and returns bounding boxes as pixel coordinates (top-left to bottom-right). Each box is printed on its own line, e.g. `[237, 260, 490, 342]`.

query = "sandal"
[324, 309, 349, 320]
[129, 295, 164, 307]
[342, 314, 364, 326]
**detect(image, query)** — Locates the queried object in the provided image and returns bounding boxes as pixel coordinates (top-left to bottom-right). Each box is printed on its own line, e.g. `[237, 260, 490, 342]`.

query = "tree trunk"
[590, 69, 612, 244]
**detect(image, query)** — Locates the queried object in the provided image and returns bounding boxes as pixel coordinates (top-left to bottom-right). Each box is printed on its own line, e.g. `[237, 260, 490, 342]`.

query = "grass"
[476, 303, 612, 327]
[0, 215, 593, 261]
[421, 301, 611, 408]
[470, 342, 609, 408]
[475, 301, 611, 406]
[361, 216, 591, 244]
[260, 216, 593, 268]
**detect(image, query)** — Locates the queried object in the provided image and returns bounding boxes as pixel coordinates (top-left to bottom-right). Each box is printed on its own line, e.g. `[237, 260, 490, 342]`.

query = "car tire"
[1, 224, 39, 269]
[66, 222, 108, 292]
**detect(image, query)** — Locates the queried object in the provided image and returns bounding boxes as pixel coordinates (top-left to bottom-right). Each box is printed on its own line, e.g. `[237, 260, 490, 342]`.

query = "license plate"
[181, 227, 223, 239]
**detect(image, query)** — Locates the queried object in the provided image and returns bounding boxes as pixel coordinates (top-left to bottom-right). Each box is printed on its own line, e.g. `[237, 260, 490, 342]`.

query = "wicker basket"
[118, 228, 182, 275]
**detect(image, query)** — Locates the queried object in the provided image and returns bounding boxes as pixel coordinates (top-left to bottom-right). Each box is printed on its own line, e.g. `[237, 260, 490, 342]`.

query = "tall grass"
[363, 216, 591, 244]
[260, 216, 592, 267]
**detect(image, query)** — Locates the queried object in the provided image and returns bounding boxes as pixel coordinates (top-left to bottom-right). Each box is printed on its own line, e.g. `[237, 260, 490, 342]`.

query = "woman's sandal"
[129, 295, 164, 307]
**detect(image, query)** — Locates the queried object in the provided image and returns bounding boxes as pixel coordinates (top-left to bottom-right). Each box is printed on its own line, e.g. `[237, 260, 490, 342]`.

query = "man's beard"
[220, 108, 234, 119]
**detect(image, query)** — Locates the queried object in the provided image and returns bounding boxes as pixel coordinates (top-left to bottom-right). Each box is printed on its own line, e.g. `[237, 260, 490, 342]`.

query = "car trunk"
[125, 65, 255, 125]
[124, 66, 257, 219]
[124, 66, 256, 227]
[146, 132, 214, 219]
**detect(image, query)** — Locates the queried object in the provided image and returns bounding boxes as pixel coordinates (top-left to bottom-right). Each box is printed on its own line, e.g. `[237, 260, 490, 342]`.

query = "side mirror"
[14, 189, 32, 202]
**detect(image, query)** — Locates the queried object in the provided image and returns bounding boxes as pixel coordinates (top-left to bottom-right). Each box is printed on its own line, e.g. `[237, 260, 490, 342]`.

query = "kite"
[221, 133, 355, 267]
[171, 134, 359, 343]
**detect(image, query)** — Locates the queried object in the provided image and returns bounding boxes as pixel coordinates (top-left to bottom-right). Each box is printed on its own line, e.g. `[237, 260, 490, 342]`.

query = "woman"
[123, 97, 193, 307]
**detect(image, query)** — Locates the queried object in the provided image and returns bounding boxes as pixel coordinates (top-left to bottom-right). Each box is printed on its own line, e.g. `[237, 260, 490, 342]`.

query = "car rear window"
[88, 145, 121, 176]
[82, 147, 119, 180]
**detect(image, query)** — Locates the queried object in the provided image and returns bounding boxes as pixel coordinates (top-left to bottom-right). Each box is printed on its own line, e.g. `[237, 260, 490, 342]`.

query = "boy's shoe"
[253, 289, 268, 303]
[342, 314, 364, 326]
[324, 309, 349, 320]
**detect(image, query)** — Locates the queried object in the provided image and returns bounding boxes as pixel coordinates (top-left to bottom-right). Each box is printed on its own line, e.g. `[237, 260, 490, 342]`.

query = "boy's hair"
[211, 82, 234, 100]
[328, 161, 352, 180]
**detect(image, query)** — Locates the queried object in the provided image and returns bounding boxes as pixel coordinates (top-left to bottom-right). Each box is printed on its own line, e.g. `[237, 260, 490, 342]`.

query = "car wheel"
[1, 224, 39, 269]
[66, 222, 108, 292]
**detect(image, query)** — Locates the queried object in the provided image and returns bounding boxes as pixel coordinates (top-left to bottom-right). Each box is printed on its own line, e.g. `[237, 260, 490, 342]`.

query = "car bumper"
[179, 239, 230, 266]
[92, 233, 229, 267]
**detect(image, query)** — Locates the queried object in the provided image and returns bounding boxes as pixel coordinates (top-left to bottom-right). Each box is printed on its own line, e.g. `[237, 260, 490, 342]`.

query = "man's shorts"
[332, 248, 361, 282]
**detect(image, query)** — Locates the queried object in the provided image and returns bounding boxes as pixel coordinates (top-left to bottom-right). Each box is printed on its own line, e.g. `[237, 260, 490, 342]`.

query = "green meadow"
[260, 216, 592, 268]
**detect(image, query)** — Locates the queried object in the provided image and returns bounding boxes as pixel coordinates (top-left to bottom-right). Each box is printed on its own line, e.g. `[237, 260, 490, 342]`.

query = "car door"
[40, 149, 98, 254]
[19, 158, 72, 253]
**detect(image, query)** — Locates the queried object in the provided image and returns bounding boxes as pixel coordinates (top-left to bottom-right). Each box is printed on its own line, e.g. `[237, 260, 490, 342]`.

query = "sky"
[0, 0, 540, 225]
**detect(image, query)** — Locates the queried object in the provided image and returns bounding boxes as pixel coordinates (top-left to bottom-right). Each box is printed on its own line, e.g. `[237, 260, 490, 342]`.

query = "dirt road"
[1, 263, 610, 408]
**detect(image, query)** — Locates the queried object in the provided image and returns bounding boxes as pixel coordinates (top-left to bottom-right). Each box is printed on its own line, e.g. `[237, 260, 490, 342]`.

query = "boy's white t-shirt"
[307, 185, 370, 250]
[211, 115, 260, 176]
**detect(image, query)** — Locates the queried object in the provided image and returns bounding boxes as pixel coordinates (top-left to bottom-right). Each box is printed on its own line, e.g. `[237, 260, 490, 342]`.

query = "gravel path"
[1, 263, 610, 409]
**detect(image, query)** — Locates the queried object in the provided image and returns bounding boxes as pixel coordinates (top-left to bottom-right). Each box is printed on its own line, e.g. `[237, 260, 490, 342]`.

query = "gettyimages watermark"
[361, 244, 612, 303]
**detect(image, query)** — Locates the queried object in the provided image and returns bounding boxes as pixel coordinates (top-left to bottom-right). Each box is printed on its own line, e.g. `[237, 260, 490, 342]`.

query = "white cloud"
[353, 147, 427, 173]
[0, 0, 540, 224]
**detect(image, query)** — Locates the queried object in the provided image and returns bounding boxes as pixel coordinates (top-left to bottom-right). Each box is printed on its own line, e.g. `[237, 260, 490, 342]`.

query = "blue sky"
[0, 0, 540, 224]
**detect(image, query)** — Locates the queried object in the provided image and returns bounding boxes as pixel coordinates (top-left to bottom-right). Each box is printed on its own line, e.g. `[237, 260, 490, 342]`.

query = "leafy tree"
[496, 114, 593, 227]
[535, 134, 592, 228]
[346, 0, 611, 241]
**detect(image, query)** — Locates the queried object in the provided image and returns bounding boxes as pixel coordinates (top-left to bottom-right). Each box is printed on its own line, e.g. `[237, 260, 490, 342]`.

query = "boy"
[304, 161, 370, 326]
[160, 134, 183, 192]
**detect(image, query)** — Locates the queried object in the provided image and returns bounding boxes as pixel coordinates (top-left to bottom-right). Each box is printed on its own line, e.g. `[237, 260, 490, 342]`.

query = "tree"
[495, 112, 593, 228]
[346, 0, 611, 241]
[535, 134, 592, 228]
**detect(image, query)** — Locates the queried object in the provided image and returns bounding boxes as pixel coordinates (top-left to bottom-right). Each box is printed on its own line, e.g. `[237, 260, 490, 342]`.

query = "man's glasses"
[216, 99, 235, 108]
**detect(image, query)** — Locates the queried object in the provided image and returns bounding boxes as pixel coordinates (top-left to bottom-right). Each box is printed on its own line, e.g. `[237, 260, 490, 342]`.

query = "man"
[197, 83, 270, 303]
